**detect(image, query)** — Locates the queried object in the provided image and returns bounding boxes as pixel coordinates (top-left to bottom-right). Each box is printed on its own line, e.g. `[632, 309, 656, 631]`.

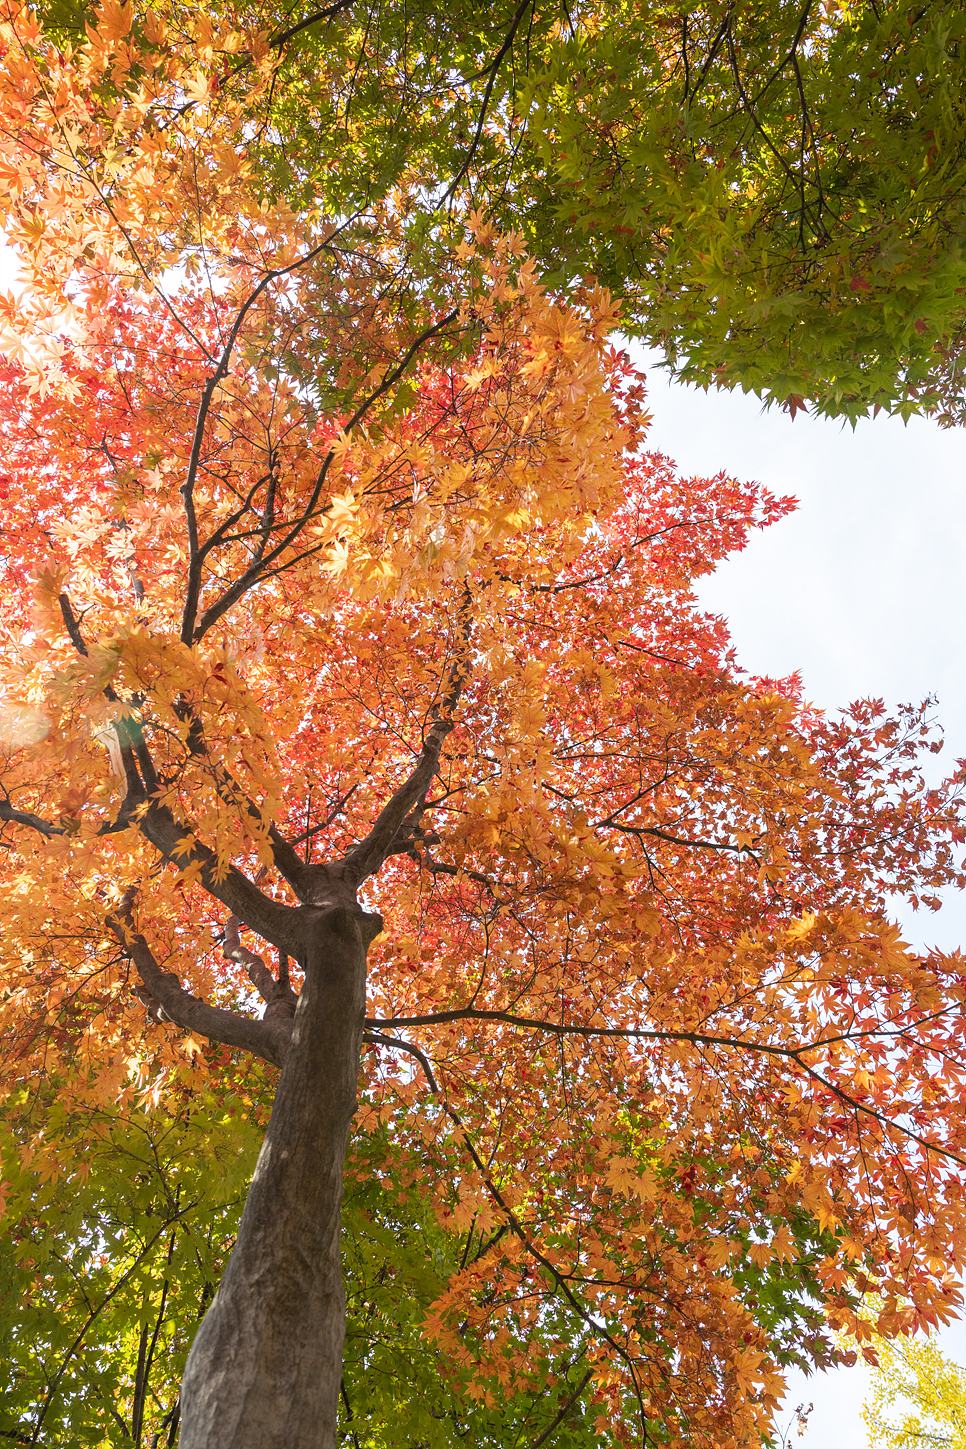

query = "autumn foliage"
[0, 5, 964, 1448]
[862, 1324, 966, 1449]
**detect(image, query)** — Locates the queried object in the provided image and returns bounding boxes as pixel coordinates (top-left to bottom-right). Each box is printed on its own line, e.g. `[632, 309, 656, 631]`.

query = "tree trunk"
[179, 905, 381, 1449]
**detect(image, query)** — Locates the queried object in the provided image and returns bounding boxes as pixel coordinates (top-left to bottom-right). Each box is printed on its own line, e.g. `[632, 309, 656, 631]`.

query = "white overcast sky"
[633, 344, 966, 1447]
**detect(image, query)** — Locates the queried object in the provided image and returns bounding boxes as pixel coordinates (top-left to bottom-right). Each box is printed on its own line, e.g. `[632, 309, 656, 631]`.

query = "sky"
[632, 345, 966, 1447]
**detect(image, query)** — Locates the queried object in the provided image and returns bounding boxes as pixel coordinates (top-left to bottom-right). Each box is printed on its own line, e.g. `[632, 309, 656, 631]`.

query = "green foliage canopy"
[0, 1072, 258, 1447]
[247, 0, 966, 423]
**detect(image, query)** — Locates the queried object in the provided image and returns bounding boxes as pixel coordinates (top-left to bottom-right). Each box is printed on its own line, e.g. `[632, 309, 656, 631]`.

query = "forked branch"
[189, 306, 460, 643]
[223, 914, 298, 1021]
[108, 890, 293, 1068]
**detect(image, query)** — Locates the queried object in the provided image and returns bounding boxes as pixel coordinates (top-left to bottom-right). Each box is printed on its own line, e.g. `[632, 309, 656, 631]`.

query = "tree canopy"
[862, 1327, 966, 1449]
[14, 0, 966, 421]
[254, 0, 966, 422]
[0, 4, 963, 1448]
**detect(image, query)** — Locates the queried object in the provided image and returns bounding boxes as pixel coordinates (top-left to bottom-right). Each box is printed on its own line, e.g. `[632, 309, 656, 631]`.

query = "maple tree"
[0, 5, 964, 1449]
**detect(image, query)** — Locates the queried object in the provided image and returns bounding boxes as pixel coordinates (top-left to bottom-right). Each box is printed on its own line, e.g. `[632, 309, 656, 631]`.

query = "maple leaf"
[99, 0, 133, 40]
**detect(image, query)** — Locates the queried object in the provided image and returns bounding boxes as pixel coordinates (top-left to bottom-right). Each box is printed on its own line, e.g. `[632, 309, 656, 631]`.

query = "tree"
[0, 5, 965, 1448]
[17, 0, 966, 423]
[862, 1332, 966, 1449]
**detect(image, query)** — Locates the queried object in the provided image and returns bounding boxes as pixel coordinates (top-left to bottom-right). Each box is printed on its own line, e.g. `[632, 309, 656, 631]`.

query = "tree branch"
[179, 238, 337, 645]
[270, 0, 354, 50]
[605, 818, 760, 861]
[441, 0, 534, 205]
[58, 592, 89, 656]
[369, 1033, 640, 1402]
[405, 845, 500, 896]
[291, 781, 361, 850]
[0, 800, 62, 838]
[135, 794, 301, 953]
[339, 588, 473, 884]
[223, 914, 298, 1021]
[366, 1009, 966, 1167]
[531, 1370, 594, 1449]
[26, 1204, 199, 1449]
[191, 306, 460, 641]
[108, 891, 293, 1068]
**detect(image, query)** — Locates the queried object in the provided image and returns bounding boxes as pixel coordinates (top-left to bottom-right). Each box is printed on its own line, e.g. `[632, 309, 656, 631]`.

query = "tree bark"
[179, 904, 381, 1449]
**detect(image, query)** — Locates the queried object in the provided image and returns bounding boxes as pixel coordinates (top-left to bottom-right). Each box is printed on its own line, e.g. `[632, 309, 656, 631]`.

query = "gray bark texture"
[178, 904, 382, 1449]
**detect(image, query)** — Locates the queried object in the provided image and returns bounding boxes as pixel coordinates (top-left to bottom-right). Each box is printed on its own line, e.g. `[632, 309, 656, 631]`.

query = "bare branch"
[364, 1031, 439, 1092]
[108, 891, 292, 1068]
[224, 914, 278, 1003]
[607, 820, 760, 860]
[530, 521, 697, 595]
[291, 781, 361, 849]
[223, 914, 298, 1021]
[366, 1008, 966, 1167]
[406, 846, 500, 897]
[58, 592, 89, 656]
